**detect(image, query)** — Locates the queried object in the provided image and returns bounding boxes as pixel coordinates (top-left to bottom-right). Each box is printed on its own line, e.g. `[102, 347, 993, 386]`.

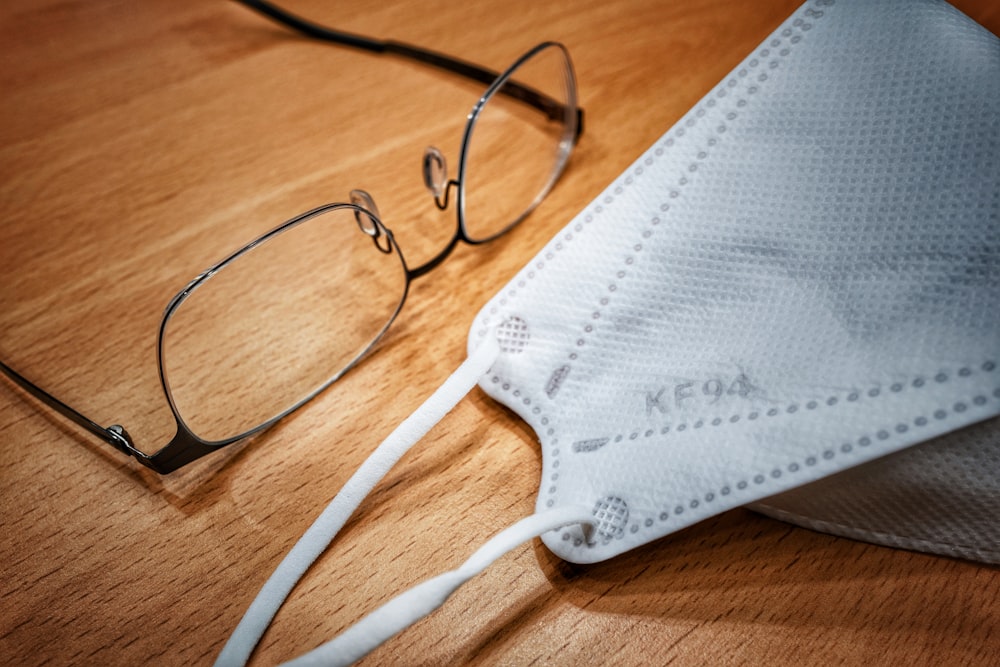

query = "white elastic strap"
[282, 505, 593, 667]
[216, 332, 501, 667]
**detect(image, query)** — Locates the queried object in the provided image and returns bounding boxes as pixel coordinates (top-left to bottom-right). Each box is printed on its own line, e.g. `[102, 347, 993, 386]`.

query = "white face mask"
[470, 0, 1000, 565]
[218, 0, 999, 664]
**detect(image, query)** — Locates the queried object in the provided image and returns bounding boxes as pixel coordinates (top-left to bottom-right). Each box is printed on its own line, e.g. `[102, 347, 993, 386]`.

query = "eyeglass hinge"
[106, 424, 138, 456]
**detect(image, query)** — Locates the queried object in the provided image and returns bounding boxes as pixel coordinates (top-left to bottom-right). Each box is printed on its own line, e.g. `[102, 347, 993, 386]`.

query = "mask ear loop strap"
[218, 328, 588, 666]
[216, 331, 502, 666]
[283, 504, 593, 667]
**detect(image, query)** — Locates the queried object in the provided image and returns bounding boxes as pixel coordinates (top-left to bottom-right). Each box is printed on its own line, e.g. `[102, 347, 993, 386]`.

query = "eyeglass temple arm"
[232, 0, 584, 140]
[0, 359, 146, 462]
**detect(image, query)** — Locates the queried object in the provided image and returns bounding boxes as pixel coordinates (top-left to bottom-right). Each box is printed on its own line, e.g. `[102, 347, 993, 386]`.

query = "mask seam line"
[565, 0, 835, 377]
[486, 370, 564, 513]
[603, 360, 998, 445]
[477, 3, 836, 361]
[556, 362, 998, 551]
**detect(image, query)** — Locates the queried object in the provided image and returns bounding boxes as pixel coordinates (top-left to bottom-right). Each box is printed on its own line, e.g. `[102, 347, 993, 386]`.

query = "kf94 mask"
[470, 0, 1000, 566]
[218, 0, 999, 664]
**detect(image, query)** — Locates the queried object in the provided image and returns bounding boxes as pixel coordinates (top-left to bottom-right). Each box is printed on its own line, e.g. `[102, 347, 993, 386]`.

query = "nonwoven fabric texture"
[469, 0, 1000, 564]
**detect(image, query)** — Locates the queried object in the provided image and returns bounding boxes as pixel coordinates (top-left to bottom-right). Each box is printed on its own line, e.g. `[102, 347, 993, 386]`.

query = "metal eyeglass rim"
[0, 0, 584, 474]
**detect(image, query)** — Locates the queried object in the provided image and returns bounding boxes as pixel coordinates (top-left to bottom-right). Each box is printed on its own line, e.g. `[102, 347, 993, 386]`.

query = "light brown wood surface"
[1, 1, 998, 665]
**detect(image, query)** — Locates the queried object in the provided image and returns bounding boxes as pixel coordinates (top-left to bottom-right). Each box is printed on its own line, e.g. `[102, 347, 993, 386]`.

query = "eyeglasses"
[0, 0, 582, 474]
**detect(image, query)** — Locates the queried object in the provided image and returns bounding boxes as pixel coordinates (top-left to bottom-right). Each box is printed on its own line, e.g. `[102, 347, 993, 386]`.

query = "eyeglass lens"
[158, 44, 574, 445]
[461, 43, 576, 242]
[159, 206, 406, 443]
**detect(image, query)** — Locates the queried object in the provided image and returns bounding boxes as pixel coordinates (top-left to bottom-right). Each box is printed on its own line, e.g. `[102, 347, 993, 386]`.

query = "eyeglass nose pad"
[421, 146, 448, 198]
[349, 189, 382, 236]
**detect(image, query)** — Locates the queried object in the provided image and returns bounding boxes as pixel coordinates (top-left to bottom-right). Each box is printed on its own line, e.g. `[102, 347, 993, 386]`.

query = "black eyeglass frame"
[0, 0, 583, 474]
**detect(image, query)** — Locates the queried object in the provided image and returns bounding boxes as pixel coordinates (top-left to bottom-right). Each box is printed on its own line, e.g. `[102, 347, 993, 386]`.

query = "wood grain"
[1, 1, 997, 665]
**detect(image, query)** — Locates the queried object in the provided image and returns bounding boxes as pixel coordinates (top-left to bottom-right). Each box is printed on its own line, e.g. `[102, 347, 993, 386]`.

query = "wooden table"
[2, 1, 997, 664]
